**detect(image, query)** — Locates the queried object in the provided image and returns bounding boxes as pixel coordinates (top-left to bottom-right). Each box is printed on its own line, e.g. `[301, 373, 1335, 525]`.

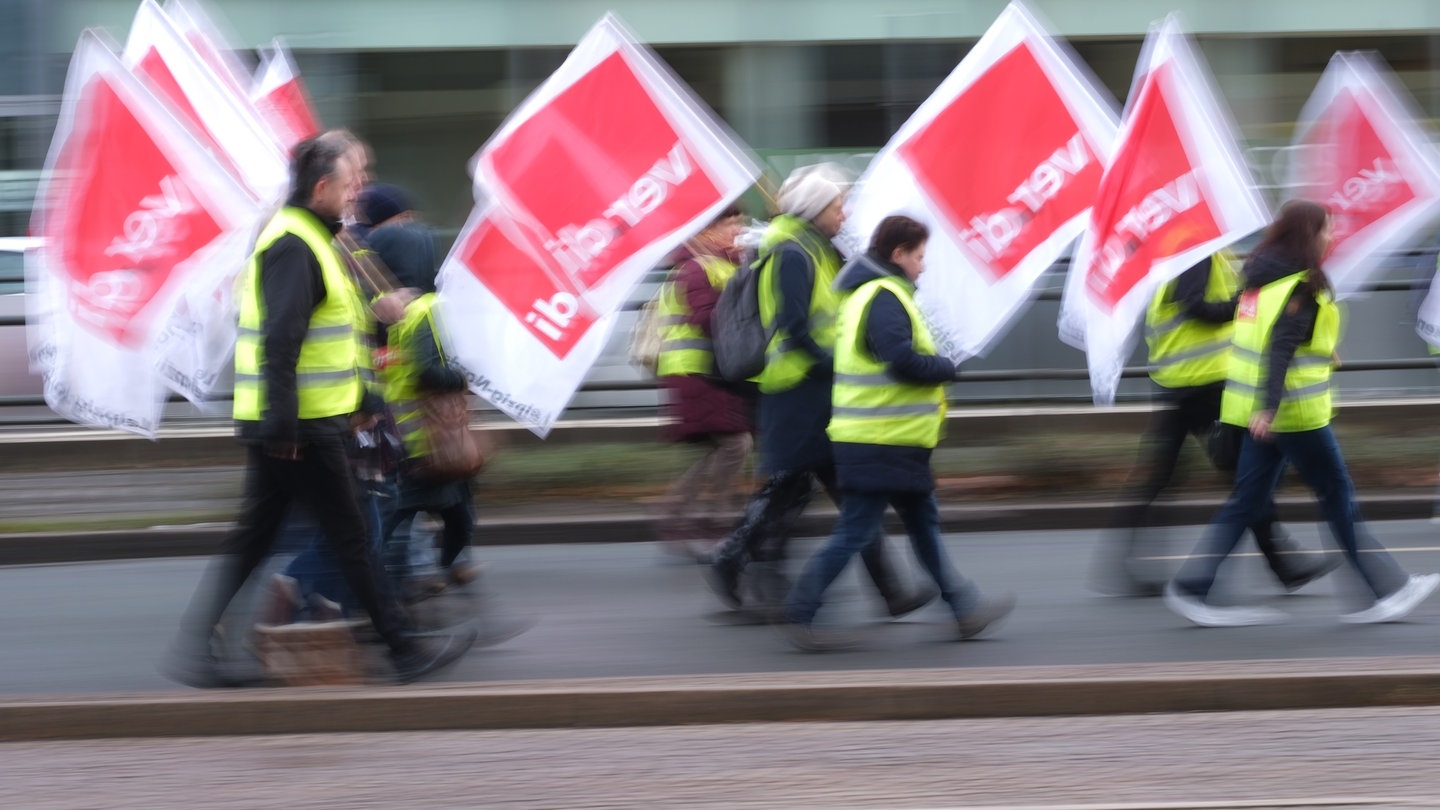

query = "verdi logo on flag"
[1291, 53, 1440, 297]
[456, 210, 599, 359]
[1082, 64, 1219, 311]
[845, 2, 1118, 362]
[444, 12, 760, 435]
[476, 51, 722, 357]
[54, 76, 222, 346]
[899, 41, 1105, 281]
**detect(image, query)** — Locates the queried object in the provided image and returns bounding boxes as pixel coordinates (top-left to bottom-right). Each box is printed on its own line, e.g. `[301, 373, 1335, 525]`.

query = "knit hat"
[357, 183, 413, 227]
[776, 162, 851, 222]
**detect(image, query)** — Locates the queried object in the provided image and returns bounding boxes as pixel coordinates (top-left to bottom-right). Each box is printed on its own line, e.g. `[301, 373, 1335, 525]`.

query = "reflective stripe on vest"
[383, 292, 442, 459]
[827, 276, 946, 449]
[1219, 272, 1340, 432]
[755, 215, 841, 393]
[1145, 252, 1239, 387]
[234, 208, 366, 422]
[656, 255, 737, 377]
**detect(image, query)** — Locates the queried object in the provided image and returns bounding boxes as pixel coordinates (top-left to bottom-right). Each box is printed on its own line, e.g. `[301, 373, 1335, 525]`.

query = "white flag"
[846, 2, 1118, 361]
[440, 13, 759, 436]
[251, 38, 321, 151]
[1058, 15, 1269, 404]
[29, 31, 263, 436]
[1289, 52, 1440, 302]
[124, 0, 287, 403]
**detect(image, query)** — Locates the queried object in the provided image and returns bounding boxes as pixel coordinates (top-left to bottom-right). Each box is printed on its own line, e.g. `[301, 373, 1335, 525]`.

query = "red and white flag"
[28, 31, 264, 436]
[163, 0, 253, 99]
[124, 0, 286, 201]
[251, 38, 321, 151]
[1058, 15, 1269, 404]
[438, 13, 759, 435]
[846, 2, 1118, 361]
[1290, 52, 1440, 300]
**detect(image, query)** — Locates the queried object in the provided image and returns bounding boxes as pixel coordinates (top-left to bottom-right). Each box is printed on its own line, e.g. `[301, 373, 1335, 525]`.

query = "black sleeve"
[865, 289, 957, 384]
[257, 235, 326, 443]
[414, 316, 467, 393]
[1262, 288, 1320, 413]
[1173, 258, 1236, 324]
[773, 245, 831, 369]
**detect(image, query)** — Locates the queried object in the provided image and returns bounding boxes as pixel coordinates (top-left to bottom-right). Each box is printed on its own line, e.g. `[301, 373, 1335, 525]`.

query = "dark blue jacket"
[831, 253, 957, 494]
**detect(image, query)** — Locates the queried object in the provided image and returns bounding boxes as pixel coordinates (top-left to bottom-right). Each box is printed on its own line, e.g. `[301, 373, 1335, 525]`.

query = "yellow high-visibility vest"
[656, 255, 737, 378]
[1145, 252, 1239, 388]
[234, 207, 366, 422]
[827, 275, 946, 449]
[755, 214, 841, 393]
[1219, 271, 1340, 432]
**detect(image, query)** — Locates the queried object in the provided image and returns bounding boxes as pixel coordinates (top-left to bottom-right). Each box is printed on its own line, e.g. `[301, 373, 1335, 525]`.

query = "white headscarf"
[777, 162, 851, 222]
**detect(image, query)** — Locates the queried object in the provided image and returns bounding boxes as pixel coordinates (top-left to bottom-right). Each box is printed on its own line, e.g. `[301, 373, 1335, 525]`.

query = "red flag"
[1290, 53, 1440, 296]
[123, 0, 286, 201]
[30, 31, 263, 434]
[441, 13, 759, 435]
[251, 38, 321, 150]
[1059, 15, 1268, 404]
[847, 2, 1118, 361]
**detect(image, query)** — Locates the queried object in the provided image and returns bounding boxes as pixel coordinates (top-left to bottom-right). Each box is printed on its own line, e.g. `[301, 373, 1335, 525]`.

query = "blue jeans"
[282, 478, 395, 618]
[1174, 425, 1407, 602]
[783, 490, 980, 625]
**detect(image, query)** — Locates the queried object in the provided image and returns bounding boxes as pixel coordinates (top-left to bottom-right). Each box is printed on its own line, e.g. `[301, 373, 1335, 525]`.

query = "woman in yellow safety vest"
[1165, 200, 1439, 627]
[654, 205, 754, 558]
[776, 215, 1014, 650]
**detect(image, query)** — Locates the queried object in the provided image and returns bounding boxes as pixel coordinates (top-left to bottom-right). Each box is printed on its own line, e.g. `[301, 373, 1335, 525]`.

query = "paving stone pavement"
[6, 707, 1440, 809]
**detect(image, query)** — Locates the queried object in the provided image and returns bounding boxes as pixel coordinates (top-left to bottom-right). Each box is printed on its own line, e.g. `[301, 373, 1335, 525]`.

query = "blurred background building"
[3, 0, 1440, 406]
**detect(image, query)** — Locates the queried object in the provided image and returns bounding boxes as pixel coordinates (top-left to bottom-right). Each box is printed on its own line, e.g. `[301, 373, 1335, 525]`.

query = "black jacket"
[829, 253, 957, 495]
[1241, 250, 1323, 414]
[237, 204, 383, 447]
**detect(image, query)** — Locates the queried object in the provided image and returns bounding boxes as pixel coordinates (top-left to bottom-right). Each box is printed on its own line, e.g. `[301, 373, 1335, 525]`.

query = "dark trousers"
[1103, 385, 1304, 585]
[1175, 426, 1408, 602]
[784, 490, 979, 625]
[382, 498, 475, 574]
[711, 463, 906, 603]
[177, 434, 413, 654]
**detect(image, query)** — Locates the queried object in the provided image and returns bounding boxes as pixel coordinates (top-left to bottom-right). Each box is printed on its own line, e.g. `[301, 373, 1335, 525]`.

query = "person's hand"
[264, 441, 303, 461]
[371, 288, 419, 324]
[1248, 410, 1275, 443]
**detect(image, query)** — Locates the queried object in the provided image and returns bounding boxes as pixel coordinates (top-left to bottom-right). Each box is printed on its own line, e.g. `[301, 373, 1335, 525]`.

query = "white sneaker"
[1340, 573, 1440, 624]
[1163, 583, 1288, 627]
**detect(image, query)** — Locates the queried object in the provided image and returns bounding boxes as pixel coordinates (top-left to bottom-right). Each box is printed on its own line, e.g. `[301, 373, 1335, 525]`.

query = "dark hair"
[867, 215, 929, 263]
[712, 203, 744, 223]
[287, 134, 350, 206]
[1252, 199, 1332, 295]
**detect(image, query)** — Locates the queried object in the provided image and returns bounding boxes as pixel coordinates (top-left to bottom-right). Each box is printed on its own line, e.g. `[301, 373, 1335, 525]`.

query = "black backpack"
[711, 249, 773, 382]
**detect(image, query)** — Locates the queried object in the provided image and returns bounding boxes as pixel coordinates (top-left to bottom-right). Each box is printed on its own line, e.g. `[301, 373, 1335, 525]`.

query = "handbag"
[1206, 420, 1245, 474]
[413, 390, 489, 481]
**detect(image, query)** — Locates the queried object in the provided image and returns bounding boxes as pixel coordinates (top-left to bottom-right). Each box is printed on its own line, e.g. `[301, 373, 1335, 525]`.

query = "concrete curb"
[2, 493, 1433, 566]
[5, 658, 1440, 741]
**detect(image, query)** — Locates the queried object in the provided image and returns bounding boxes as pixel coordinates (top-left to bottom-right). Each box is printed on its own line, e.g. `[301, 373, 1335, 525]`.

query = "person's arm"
[414, 316, 467, 393]
[1173, 258, 1236, 324]
[773, 245, 830, 366]
[865, 289, 957, 384]
[257, 235, 325, 454]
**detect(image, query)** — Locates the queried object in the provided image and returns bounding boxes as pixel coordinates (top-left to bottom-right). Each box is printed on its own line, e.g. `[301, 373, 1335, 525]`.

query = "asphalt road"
[6, 521, 1440, 696]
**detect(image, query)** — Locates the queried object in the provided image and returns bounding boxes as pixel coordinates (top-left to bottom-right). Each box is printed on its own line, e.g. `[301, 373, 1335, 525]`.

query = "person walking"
[655, 204, 756, 560]
[1095, 251, 1339, 596]
[1165, 200, 1440, 627]
[164, 134, 475, 686]
[778, 215, 1014, 650]
[706, 164, 931, 618]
